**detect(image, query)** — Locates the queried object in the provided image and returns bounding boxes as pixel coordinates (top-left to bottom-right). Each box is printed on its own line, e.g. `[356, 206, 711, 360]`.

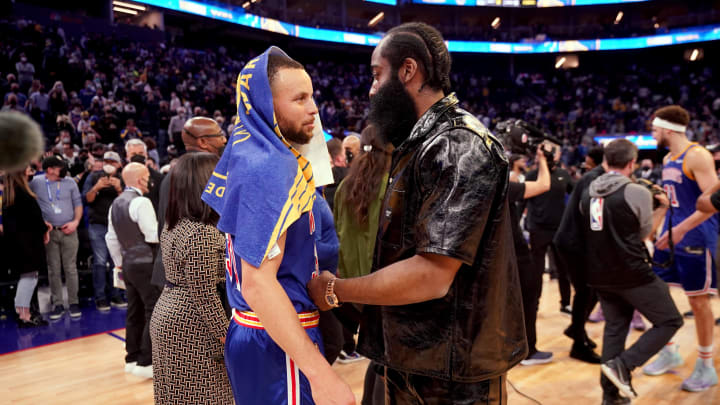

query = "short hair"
[653, 105, 690, 127]
[509, 154, 525, 167]
[267, 53, 304, 87]
[165, 152, 220, 230]
[327, 138, 343, 159]
[604, 139, 637, 169]
[382, 22, 451, 93]
[587, 146, 604, 167]
[125, 138, 147, 154]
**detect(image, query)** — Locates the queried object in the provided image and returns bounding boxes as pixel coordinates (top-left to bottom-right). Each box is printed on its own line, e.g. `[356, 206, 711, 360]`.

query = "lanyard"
[46, 179, 61, 203]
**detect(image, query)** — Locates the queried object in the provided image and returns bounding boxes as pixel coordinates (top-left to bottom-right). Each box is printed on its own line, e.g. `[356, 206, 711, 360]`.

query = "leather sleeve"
[413, 128, 502, 265]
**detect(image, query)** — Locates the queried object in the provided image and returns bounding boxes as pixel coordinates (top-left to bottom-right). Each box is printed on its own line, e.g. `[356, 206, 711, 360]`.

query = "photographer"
[83, 151, 125, 311]
[579, 139, 683, 404]
[509, 145, 553, 365]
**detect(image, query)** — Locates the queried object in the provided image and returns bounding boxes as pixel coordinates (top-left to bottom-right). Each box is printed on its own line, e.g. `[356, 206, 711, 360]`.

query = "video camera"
[635, 178, 666, 210]
[495, 119, 562, 168]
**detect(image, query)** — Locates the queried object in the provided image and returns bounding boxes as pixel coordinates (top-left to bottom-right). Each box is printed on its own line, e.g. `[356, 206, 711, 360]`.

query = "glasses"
[184, 128, 225, 139]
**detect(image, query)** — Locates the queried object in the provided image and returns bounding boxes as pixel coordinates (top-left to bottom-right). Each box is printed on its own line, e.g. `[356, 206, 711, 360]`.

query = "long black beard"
[368, 77, 417, 148]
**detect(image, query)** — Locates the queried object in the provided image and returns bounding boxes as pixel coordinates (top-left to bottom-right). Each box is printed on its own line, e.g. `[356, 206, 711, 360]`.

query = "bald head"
[343, 135, 361, 160]
[122, 162, 150, 191]
[181, 117, 227, 156]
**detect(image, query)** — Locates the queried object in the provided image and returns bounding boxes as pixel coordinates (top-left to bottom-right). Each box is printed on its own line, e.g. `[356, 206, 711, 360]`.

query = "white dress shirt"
[106, 187, 158, 267]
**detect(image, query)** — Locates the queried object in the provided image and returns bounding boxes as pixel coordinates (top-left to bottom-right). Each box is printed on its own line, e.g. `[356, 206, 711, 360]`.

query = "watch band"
[325, 277, 340, 308]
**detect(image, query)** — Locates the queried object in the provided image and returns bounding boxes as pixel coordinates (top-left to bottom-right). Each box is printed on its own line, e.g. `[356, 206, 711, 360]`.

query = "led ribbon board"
[132, 1, 720, 53]
[410, 0, 649, 7]
[594, 135, 658, 150]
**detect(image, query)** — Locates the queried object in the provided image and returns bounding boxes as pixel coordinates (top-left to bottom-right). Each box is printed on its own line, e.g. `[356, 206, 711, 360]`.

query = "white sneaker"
[124, 361, 137, 373]
[131, 364, 153, 379]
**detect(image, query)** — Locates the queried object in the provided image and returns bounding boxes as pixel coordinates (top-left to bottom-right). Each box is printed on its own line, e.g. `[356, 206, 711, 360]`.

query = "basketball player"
[643, 105, 718, 392]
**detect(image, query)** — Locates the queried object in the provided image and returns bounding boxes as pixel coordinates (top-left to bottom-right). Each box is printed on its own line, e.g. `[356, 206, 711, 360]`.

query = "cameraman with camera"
[496, 119, 554, 365]
[579, 139, 683, 404]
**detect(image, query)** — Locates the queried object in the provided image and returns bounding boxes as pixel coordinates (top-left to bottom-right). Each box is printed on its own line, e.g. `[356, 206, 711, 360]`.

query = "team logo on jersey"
[590, 197, 604, 231]
[662, 167, 683, 184]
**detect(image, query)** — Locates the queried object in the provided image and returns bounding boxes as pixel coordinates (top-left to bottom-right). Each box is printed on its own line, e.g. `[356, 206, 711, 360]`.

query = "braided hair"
[381, 22, 452, 94]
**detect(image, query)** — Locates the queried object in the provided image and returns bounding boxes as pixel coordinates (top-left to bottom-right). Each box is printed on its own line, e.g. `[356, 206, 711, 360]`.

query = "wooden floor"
[1, 276, 718, 404]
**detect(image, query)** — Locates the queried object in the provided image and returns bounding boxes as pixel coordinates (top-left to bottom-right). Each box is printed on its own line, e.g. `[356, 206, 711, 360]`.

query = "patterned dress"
[150, 219, 234, 404]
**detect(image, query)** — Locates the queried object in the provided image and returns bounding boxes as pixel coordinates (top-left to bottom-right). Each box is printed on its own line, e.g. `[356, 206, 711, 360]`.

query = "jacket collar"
[401, 92, 459, 149]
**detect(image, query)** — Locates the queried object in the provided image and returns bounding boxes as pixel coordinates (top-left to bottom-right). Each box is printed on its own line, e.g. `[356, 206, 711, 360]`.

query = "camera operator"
[525, 139, 574, 317]
[579, 139, 683, 404]
[509, 145, 553, 365]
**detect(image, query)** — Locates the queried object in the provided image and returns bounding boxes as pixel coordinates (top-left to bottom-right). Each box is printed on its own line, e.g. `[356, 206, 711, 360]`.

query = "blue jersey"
[225, 210, 319, 313]
[660, 143, 718, 253]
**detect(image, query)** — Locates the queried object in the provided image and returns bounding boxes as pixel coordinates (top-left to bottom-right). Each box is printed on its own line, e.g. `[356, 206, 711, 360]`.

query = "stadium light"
[614, 11, 623, 24]
[654, 23, 660, 29]
[555, 57, 566, 69]
[242, 2, 251, 9]
[491, 17, 500, 29]
[369, 12, 385, 28]
[112, 1, 146, 11]
[113, 6, 139, 15]
[690, 49, 699, 61]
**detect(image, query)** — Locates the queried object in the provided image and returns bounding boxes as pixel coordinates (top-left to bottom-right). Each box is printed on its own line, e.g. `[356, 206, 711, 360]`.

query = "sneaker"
[68, 304, 82, 318]
[111, 296, 128, 308]
[560, 305, 572, 316]
[520, 350, 553, 366]
[96, 299, 111, 312]
[681, 359, 718, 392]
[132, 364, 153, 379]
[643, 346, 683, 376]
[589, 307, 605, 323]
[336, 350, 364, 364]
[601, 358, 637, 399]
[124, 361, 137, 373]
[563, 326, 597, 349]
[602, 395, 631, 405]
[630, 311, 646, 332]
[49, 305, 65, 320]
[570, 342, 601, 364]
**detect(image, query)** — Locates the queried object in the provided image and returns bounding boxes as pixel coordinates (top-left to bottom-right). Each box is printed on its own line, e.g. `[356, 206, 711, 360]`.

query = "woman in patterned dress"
[150, 152, 233, 404]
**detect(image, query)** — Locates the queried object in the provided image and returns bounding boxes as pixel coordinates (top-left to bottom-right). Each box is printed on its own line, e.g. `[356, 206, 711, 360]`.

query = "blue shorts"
[224, 310, 323, 405]
[653, 249, 717, 296]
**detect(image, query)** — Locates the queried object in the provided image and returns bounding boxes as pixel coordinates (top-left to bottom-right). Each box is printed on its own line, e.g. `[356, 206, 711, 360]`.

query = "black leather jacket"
[357, 94, 527, 382]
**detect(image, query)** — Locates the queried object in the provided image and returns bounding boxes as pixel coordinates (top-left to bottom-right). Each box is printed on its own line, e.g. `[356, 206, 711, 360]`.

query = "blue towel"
[202, 46, 315, 268]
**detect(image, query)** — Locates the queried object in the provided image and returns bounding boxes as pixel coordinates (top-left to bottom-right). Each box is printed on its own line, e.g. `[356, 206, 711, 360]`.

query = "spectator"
[120, 118, 142, 142]
[15, 53, 35, 91]
[126, 138, 163, 212]
[167, 107, 187, 154]
[106, 162, 161, 379]
[324, 137, 347, 210]
[29, 155, 84, 320]
[2, 168, 51, 327]
[83, 150, 125, 311]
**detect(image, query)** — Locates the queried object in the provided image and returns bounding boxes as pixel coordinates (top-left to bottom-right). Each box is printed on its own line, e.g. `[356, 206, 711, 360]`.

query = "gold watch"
[325, 277, 340, 308]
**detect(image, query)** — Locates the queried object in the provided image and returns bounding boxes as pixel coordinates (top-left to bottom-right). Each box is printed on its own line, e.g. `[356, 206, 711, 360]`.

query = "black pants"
[385, 367, 507, 405]
[597, 277, 683, 397]
[334, 303, 363, 354]
[517, 251, 539, 355]
[362, 361, 386, 405]
[554, 247, 598, 344]
[124, 262, 161, 366]
[530, 230, 572, 308]
[319, 309, 343, 364]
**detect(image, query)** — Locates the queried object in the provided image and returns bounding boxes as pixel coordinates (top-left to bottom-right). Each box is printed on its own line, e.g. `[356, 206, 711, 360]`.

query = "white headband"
[652, 117, 687, 133]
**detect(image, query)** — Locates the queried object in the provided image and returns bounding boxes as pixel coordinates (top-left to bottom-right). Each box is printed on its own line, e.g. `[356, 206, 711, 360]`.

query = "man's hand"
[309, 370, 356, 405]
[307, 270, 335, 311]
[61, 220, 79, 235]
[655, 226, 686, 251]
[94, 176, 111, 190]
[108, 177, 122, 192]
[653, 188, 669, 209]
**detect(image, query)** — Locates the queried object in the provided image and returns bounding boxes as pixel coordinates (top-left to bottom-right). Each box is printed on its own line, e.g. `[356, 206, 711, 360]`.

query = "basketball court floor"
[1, 277, 718, 404]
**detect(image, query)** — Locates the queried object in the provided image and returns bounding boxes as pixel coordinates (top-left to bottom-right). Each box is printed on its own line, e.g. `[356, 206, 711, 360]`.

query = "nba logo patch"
[309, 211, 315, 235]
[590, 197, 604, 231]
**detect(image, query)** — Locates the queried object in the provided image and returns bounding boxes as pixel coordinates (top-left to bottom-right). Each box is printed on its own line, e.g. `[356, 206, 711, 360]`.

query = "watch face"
[326, 295, 338, 306]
